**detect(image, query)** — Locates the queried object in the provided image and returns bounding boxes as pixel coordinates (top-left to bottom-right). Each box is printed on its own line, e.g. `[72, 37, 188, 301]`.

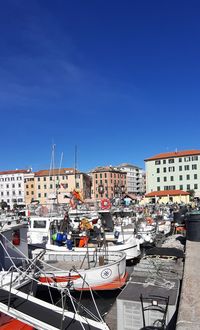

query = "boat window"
[33, 220, 47, 228]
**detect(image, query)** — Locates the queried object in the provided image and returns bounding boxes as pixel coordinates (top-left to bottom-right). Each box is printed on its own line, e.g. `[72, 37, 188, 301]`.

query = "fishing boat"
[0, 211, 110, 330]
[33, 249, 128, 291]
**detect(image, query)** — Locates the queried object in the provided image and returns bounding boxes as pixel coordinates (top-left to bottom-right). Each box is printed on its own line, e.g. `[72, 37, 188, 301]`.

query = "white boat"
[32, 249, 128, 291]
[27, 207, 141, 261]
[136, 217, 157, 245]
[0, 212, 110, 330]
[44, 232, 140, 261]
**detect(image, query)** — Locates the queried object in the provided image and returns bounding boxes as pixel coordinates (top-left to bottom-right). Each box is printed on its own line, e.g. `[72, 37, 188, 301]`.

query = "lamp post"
[98, 184, 104, 198]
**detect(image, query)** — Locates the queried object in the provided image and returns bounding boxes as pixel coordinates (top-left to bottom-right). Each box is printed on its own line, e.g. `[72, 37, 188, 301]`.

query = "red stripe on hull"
[39, 274, 81, 283]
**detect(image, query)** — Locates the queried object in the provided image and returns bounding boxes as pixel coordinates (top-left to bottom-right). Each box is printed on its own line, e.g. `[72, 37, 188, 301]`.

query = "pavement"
[176, 240, 200, 330]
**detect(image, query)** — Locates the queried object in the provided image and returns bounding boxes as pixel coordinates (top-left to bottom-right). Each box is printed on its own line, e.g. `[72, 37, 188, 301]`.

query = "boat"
[0, 210, 110, 330]
[27, 210, 65, 249]
[32, 249, 128, 291]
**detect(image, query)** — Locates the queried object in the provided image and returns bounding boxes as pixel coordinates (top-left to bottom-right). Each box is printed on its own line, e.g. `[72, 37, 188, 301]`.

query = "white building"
[0, 169, 32, 209]
[145, 150, 200, 197]
[116, 163, 145, 194]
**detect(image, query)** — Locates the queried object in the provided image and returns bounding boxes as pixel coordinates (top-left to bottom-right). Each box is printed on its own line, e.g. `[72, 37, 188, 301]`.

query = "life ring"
[101, 198, 111, 210]
[146, 217, 153, 225]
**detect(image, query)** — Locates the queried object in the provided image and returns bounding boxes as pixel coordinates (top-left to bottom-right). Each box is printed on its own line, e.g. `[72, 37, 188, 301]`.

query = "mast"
[74, 144, 77, 189]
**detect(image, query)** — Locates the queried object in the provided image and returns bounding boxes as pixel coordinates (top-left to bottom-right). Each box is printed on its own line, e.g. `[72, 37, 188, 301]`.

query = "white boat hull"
[34, 250, 128, 291]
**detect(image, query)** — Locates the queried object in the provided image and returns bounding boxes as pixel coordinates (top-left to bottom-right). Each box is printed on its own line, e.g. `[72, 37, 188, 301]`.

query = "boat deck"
[0, 288, 104, 330]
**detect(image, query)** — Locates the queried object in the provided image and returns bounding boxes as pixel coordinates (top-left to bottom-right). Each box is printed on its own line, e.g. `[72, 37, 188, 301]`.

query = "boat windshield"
[33, 220, 47, 228]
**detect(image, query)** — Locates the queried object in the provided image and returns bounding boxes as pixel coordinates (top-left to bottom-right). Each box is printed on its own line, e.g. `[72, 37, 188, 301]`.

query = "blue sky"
[0, 0, 200, 172]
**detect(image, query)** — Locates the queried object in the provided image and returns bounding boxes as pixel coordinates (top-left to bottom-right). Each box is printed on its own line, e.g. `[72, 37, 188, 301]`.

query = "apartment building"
[145, 150, 200, 197]
[24, 172, 35, 205]
[116, 163, 145, 195]
[90, 166, 127, 199]
[34, 168, 91, 205]
[0, 169, 32, 209]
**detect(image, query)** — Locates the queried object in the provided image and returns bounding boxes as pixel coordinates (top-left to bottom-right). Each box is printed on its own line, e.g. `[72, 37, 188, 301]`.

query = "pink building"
[90, 166, 127, 199]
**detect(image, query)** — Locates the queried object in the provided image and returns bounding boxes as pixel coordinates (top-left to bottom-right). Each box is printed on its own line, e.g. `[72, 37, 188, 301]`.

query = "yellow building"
[144, 189, 190, 204]
[32, 168, 91, 205]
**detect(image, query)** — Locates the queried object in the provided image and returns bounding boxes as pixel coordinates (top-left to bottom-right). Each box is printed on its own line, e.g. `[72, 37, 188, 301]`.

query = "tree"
[0, 201, 8, 210]
[188, 189, 195, 201]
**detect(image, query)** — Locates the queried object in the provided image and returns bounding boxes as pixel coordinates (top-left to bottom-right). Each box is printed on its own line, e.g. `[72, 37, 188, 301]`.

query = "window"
[179, 158, 182, 162]
[18, 183, 21, 188]
[155, 160, 161, 165]
[169, 167, 175, 172]
[157, 177, 160, 182]
[186, 175, 190, 180]
[184, 165, 189, 171]
[164, 177, 167, 182]
[192, 156, 198, 161]
[19, 191, 21, 195]
[179, 175, 183, 180]
[44, 193, 47, 197]
[50, 177, 52, 181]
[104, 173, 107, 178]
[31, 184, 34, 188]
[180, 185, 183, 190]
[37, 178, 40, 181]
[6, 184, 9, 188]
[163, 160, 166, 164]
[12, 184, 15, 188]
[184, 157, 190, 162]
[33, 220, 46, 229]
[50, 184, 53, 189]
[156, 168, 160, 173]
[194, 174, 198, 179]
[38, 193, 41, 198]
[157, 187, 160, 191]
[44, 177, 46, 181]
[169, 185, 176, 190]
[194, 184, 198, 189]
[170, 176, 174, 181]
[76, 183, 80, 188]
[26, 191, 29, 195]
[163, 167, 167, 173]
[192, 164, 197, 170]
[38, 185, 41, 189]
[168, 159, 174, 163]
[187, 184, 190, 190]
[179, 166, 182, 171]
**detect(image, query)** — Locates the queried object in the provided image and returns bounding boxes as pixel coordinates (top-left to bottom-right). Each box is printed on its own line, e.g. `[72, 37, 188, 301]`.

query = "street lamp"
[98, 184, 104, 198]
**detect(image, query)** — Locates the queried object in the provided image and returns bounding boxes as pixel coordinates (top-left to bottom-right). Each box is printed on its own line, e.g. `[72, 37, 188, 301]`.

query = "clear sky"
[1, 0, 200, 173]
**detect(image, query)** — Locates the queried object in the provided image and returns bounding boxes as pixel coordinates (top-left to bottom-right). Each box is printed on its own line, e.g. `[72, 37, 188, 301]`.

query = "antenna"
[74, 145, 77, 189]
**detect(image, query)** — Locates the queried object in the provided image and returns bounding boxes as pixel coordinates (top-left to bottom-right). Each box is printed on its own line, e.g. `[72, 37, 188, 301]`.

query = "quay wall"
[176, 240, 200, 330]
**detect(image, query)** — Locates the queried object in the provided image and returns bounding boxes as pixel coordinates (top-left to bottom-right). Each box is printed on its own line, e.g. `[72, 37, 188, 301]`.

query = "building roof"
[145, 149, 200, 161]
[90, 166, 126, 174]
[0, 169, 30, 175]
[145, 190, 190, 197]
[117, 163, 142, 170]
[35, 168, 78, 177]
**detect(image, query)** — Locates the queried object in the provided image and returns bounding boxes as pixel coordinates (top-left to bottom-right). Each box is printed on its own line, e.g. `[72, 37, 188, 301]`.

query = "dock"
[176, 240, 200, 330]
[105, 237, 200, 330]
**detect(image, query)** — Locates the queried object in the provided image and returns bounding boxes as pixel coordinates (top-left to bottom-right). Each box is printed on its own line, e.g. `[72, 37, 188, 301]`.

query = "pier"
[105, 236, 200, 330]
[176, 240, 200, 330]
